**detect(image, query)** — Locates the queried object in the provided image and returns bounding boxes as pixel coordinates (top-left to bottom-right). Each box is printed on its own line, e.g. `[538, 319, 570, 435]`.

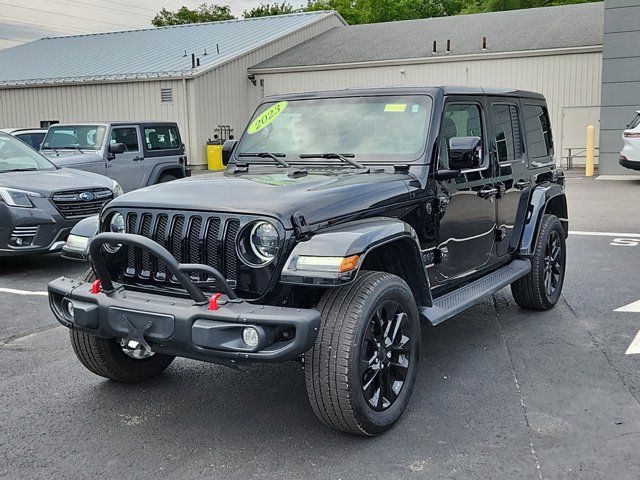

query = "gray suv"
[40, 122, 187, 192]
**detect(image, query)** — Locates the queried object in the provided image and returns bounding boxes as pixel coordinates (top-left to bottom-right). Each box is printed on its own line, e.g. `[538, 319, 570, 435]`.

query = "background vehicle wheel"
[304, 271, 420, 436]
[70, 270, 175, 383]
[511, 214, 566, 310]
[158, 173, 177, 183]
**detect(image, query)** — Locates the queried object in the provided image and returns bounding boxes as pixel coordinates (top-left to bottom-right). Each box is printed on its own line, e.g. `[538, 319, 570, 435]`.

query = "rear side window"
[110, 127, 139, 151]
[491, 104, 523, 163]
[144, 125, 180, 151]
[14, 133, 35, 149]
[629, 114, 640, 129]
[523, 105, 553, 159]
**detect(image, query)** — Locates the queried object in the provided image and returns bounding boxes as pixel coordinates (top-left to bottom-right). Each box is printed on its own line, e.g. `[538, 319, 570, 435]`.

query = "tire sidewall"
[534, 216, 566, 308]
[347, 277, 420, 434]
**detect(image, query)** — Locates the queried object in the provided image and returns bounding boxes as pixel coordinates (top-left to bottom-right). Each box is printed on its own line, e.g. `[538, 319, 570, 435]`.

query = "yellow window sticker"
[247, 101, 288, 134]
[384, 104, 407, 112]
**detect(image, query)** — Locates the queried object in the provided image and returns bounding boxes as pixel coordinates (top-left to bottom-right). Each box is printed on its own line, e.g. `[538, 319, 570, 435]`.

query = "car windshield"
[42, 125, 106, 150]
[236, 95, 433, 163]
[0, 132, 57, 172]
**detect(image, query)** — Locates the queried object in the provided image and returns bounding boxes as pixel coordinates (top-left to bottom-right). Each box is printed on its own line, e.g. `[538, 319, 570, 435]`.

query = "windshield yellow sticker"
[384, 104, 407, 112]
[247, 101, 288, 134]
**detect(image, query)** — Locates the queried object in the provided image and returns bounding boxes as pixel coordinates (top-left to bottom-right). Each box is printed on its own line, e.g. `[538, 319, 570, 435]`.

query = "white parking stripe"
[569, 231, 640, 238]
[0, 287, 47, 296]
[614, 300, 640, 313]
[625, 331, 640, 355]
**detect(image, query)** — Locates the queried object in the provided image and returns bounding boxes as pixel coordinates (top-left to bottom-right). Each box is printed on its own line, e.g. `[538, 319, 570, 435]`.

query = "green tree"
[243, 2, 297, 18]
[151, 4, 235, 26]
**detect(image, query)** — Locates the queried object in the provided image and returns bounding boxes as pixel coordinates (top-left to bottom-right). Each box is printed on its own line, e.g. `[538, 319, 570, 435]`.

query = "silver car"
[40, 122, 188, 192]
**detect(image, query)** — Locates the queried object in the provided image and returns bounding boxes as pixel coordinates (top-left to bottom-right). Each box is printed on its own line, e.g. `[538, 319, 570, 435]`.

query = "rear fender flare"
[519, 183, 568, 256]
[280, 217, 432, 307]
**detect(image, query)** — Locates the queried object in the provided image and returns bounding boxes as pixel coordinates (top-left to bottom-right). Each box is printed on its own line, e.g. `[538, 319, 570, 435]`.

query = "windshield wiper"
[238, 152, 290, 168]
[2, 168, 38, 172]
[73, 146, 84, 154]
[42, 147, 59, 154]
[299, 153, 364, 169]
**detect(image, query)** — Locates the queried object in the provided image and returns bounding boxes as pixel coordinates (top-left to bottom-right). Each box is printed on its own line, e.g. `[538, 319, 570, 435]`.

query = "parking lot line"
[615, 300, 640, 313]
[625, 331, 640, 355]
[0, 287, 47, 296]
[569, 231, 640, 238]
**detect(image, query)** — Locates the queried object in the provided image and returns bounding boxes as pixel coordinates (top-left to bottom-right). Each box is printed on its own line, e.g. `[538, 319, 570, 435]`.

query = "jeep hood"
[42, 150, 103, 167]
[0, 168, 114, 196]
[108, 170, 412, 228]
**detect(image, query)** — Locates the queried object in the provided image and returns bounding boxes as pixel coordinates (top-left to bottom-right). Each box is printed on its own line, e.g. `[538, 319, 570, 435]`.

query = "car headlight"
[111, 180, 123, 198]
[237, 220, 280, 267]
[0, 187, 44, 208]
[104, 212, 125, 253]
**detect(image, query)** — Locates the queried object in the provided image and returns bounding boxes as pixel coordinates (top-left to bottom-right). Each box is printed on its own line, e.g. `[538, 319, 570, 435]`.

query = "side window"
[144, 125, 180, 150]
[439, 103, 483, 169]
[523, 105, 553, 160]
[110, 127, 139, 152]
[491, 104, 523, 163]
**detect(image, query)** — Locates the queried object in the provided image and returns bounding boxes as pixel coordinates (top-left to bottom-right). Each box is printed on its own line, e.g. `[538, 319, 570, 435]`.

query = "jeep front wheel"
[69, 270, 175, 383]
[304, 271, 420, 436]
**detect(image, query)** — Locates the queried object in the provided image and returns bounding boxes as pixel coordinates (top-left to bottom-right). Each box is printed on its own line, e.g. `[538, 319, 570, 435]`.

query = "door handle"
[514, 180, 531, 190]
[133, 156, 144, 162]
[477, 187, 499, 199]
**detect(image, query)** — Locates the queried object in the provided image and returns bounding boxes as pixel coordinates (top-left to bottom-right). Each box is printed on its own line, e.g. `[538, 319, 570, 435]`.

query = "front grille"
[52, 188, 113, 219]
[120, 210, 241, 288]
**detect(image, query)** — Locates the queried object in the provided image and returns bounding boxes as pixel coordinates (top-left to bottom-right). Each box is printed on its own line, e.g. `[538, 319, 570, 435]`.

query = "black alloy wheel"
[360, 300, 412, 411]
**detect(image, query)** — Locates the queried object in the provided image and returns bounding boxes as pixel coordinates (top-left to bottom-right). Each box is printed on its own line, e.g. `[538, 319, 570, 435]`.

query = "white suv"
[620, 110, 640, 171]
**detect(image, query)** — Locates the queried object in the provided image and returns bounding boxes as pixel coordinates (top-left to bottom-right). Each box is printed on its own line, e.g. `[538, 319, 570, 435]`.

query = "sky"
[0, 0, 305, 50]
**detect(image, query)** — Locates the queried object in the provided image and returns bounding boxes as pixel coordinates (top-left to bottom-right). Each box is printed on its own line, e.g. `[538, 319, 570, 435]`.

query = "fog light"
[65, 300, 74, 318]
[242, 327, 260, 348]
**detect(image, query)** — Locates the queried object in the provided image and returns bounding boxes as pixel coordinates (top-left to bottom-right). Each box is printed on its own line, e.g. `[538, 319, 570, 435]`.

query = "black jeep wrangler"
[48, 87, 567, 436]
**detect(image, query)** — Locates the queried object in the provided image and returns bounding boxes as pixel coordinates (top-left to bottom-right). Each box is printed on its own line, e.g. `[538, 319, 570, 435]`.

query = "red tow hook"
[208, 293, 223, 311]
[90, 279, 102, 294]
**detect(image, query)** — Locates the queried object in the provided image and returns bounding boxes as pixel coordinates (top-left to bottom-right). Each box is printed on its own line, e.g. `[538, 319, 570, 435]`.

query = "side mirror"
[448, 136, 482, 171]
[108, 143, 126, 155]
[222, 139, 238, 166]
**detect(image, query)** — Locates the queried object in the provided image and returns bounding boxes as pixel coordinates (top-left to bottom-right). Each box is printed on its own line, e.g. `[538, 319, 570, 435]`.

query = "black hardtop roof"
[265, 86, 546, 102]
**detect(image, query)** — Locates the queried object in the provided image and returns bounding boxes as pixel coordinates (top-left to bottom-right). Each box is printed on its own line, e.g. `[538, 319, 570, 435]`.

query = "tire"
[304, 271, 420, 436]
[158, 173, 178, 184]
[69, 271, 175, 383]
[511, 214, 566, 310]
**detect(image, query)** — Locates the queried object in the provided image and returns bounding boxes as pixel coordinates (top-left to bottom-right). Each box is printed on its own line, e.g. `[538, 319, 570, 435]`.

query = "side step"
[420, 259, 531, 326]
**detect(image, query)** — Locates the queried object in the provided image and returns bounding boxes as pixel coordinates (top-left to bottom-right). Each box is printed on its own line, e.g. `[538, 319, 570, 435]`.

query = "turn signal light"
[295, 255, 360, 273]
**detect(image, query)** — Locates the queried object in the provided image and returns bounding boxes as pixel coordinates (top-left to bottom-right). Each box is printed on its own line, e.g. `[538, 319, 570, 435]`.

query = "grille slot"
[52, 188, 113, 219]
[117, 210, 242, 290]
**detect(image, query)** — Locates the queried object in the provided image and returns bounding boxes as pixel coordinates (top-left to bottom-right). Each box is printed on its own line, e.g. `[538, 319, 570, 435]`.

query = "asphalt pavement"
[1, 173, 639, 479]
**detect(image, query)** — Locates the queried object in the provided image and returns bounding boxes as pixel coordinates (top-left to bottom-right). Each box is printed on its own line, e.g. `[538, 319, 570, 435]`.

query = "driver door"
[107, 126, 145, 192]
[435, 98, 498, 285]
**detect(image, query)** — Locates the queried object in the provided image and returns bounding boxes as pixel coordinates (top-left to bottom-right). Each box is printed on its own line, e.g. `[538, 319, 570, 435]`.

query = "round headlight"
[238, 220, 280, 267]
[104, 212, 125, 253]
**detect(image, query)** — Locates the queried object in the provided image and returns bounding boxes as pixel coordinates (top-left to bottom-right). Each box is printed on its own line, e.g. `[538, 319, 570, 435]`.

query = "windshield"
[0, 132, 57, 172]
[237, 95, 433, 163]
[42, 125, 106, 151]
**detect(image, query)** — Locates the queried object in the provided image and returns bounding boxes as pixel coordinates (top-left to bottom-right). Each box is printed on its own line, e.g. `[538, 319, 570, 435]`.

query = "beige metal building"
[0, 12, 345, 165]
[249, 3, 605, 165]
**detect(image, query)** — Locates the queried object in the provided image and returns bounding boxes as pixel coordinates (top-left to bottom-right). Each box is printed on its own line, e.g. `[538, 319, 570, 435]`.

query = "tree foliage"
[152, 0, 599, 27]
[151, 4, 235, 26]
[244, 2, 296, 18]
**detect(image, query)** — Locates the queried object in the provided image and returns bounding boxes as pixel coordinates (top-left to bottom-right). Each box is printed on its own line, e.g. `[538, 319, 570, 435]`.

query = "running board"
[420, 259, 531, 326]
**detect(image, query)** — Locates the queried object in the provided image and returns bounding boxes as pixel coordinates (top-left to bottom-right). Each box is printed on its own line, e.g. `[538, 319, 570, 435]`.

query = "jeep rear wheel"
[304, 271, 420, 436]
[70, 270, 175, 383]
[511, 214, 566, 310]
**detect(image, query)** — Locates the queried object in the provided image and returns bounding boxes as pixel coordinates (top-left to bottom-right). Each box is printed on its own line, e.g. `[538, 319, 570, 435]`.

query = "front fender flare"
[281, 217, 432, 307]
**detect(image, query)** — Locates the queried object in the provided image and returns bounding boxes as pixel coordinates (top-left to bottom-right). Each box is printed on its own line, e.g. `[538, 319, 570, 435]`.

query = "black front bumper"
[620, 156, 640, 171]
[48, 233, 320, 364]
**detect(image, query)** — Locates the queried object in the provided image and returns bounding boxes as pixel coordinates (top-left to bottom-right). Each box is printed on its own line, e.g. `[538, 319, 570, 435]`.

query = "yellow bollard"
[585, 125, 596, 177]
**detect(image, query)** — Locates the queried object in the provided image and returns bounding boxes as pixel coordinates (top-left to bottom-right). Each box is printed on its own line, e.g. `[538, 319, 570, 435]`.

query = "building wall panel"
[258, 51, 602, 164]
[599, 0, 640, 175]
